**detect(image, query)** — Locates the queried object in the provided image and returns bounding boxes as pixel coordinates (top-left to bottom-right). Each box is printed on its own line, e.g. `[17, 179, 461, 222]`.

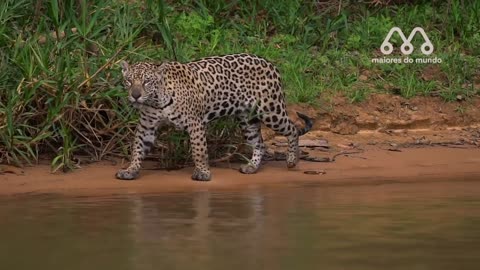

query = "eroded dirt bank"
[286, 94, 480, 136]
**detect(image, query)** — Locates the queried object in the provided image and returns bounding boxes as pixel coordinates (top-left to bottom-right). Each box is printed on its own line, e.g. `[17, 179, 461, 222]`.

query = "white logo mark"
[380, 27, 434, 55]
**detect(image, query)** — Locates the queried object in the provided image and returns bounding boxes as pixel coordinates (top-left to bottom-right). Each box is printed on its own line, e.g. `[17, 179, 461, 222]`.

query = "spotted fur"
[116, 54, 313, 181]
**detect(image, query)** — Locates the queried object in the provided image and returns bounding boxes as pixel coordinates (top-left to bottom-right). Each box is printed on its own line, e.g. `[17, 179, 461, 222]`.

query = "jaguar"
[116, 53, 313, 181]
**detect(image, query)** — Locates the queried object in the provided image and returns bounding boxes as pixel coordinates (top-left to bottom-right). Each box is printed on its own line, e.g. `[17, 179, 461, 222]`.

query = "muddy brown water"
[1, 180, 480, 270]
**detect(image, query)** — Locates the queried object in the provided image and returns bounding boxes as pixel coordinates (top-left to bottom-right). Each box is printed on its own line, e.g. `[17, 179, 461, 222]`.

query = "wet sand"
[1, 146, 480, 196]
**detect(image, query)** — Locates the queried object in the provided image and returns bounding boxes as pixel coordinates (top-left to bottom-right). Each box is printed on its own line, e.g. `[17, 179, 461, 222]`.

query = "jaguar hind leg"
[237, 115, 265, 174]
[260, 114, 300, 169]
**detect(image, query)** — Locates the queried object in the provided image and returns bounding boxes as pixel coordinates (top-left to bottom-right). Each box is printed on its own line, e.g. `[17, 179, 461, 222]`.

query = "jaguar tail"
[296, 112, 313, 136]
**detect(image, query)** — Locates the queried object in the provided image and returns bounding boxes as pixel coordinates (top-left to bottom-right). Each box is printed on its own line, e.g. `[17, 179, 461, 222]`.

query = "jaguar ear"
[120, 60, 129, 76]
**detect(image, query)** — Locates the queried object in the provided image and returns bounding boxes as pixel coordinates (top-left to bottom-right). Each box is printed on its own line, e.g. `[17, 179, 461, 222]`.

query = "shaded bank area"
[1, 145, 480, 196]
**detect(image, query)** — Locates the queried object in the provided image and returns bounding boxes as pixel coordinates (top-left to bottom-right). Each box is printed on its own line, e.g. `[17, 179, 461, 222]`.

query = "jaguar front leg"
[116, 113, 159, 180]
[188, 119, 211, 181]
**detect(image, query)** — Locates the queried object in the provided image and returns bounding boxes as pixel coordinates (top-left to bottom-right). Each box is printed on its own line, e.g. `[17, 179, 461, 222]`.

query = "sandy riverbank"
[1, 145, 479, 196]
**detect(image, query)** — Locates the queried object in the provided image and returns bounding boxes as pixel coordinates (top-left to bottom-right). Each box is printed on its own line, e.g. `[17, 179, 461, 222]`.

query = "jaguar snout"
[129, 85, 144, 103]
[131, 89, 142, 100]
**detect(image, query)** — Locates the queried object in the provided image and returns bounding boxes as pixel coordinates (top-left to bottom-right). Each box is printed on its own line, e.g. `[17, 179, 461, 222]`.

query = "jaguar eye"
[124, 80, 132, 87]
[143, 81, 151, 87]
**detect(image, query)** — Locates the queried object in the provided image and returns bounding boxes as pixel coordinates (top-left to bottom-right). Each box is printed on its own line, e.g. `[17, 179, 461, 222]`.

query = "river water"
[1, 180, 480, 270]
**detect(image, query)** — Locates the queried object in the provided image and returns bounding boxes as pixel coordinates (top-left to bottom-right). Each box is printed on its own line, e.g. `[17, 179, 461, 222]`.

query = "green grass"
[0, 0, 479, 169]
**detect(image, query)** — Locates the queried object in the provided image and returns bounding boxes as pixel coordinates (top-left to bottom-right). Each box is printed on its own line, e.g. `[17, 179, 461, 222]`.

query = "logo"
[380, 27, 433, 55]
[371, 26, 441, 64]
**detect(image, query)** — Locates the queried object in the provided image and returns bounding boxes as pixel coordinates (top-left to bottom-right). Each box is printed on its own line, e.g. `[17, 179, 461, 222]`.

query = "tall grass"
[0, 0, 140, 169]
[0, 0, 478, 169]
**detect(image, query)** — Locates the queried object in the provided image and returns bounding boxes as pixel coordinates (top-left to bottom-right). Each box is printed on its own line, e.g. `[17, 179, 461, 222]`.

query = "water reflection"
[1, 180, 480, 270]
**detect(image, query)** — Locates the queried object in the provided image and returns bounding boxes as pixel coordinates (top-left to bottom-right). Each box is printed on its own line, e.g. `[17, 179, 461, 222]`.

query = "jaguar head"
[120, 61, 158, 108]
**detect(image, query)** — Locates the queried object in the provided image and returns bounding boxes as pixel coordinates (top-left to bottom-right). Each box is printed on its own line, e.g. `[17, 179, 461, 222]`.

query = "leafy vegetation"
[0, 0, 478, 169]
